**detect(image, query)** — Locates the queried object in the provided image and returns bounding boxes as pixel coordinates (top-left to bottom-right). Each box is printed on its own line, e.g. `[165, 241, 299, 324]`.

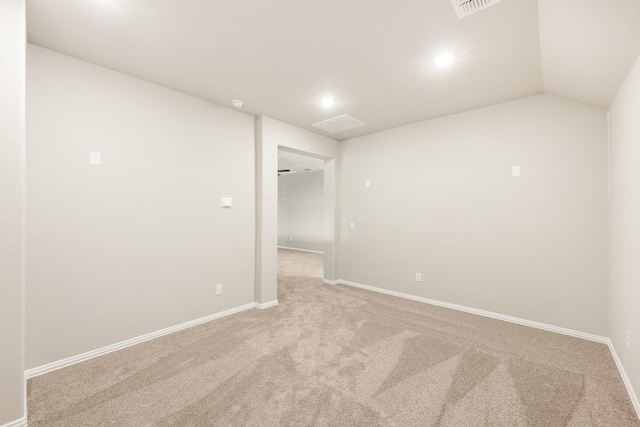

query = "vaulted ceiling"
[27, 0, 640, 140]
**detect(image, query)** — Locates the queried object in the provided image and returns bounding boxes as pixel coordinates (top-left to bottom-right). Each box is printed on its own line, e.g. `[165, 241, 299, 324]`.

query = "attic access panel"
[311, 114, 366, 134]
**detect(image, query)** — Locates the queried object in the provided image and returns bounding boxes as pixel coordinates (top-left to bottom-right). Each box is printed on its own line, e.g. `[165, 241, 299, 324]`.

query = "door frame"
[255, 116, 339, 305]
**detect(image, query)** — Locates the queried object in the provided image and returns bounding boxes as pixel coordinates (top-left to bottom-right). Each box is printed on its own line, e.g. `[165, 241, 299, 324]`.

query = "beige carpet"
[28, 248, 639, 426]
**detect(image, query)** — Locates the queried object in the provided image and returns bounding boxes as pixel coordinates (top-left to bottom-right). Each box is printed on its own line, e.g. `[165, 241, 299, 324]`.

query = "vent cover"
[450, 0, 500, 19]
[312, 114, 366, 134]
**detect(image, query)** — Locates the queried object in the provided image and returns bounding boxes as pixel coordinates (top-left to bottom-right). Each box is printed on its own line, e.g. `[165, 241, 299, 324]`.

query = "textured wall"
[609, 53, 640, 406]
[26, 45, 256, 369]
[0, 0, 26, 424]
[339, 94, 608, 336]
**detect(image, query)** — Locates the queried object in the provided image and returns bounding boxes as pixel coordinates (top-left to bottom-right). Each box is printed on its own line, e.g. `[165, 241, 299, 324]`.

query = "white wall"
[26, 45, 256, 369]
[339, 94, 608, 336]
[0, 1, 26, 425]
[277, 176, 289, 247]
[278, 171, 324, 252]
[256, 116, 338, 302]
[609, 54, 640, 406]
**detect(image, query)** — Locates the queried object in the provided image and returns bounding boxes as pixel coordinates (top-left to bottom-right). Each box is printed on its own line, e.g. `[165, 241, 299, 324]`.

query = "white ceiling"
[538, 0, 640, 107]
[278, 149, 324, 174]
[27, 0, 640, 141]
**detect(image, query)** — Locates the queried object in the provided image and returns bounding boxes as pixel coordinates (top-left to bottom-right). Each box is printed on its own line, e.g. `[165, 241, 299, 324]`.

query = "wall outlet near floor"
[216, 284, 223, 296]
[627, 331, 631, 350]
[289, 237, 293, 242]
[416, 273, 422, 282]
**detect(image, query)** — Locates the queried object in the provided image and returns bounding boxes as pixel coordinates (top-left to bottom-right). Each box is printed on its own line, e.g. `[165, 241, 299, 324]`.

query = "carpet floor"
[28, 249, 639, 426]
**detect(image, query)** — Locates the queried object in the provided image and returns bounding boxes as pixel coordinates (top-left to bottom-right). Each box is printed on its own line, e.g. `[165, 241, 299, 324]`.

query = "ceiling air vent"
[450, 0, 500, 19]
[312, 114, 366, 134]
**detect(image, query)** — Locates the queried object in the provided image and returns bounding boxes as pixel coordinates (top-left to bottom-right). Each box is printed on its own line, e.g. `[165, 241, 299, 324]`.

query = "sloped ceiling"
[26, 0, 640, 140]
[538, 0, 640, 108]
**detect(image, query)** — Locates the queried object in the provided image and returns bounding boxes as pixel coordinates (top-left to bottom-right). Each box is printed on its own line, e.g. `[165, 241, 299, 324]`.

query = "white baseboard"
[607, 339, 640, 419]
[25, 301, 261, 379]
[257, 300, 278, 309]
[323, 279, 337, 285]
[336, 279, 609, 344]
[277, 246, 324, 254]
[0, 416, 27, 427]
[336, 280, 640, 418]
[335, 280, 640, 416]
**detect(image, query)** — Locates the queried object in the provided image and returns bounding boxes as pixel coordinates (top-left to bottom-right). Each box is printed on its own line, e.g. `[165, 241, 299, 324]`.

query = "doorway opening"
[278, 148, 325, 253]
[277, 148, 325, 284]
[254, 116, 338, 305]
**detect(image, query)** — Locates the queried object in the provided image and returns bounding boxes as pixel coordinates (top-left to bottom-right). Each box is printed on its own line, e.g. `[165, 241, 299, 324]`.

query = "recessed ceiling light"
[321, 97, 335, 108]
[231, 99, 244, 108]
[433, 53, 456, 68]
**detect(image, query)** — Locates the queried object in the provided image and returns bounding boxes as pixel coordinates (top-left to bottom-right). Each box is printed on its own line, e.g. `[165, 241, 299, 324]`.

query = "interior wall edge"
[607, 51, 640, 416]
[258, 115, 339, 298]
[608, 340, 640, 419]
[256, 300, 279, 310]
[0, 0, 26, 423]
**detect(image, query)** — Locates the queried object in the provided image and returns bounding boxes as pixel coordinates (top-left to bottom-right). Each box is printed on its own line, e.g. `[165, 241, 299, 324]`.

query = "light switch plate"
[512, 166, 521, 177]
[221, 197, 233, 208]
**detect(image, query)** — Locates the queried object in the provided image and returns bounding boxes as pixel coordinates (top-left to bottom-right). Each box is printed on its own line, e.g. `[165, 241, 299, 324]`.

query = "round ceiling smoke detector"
[231, 100, 244, 108]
